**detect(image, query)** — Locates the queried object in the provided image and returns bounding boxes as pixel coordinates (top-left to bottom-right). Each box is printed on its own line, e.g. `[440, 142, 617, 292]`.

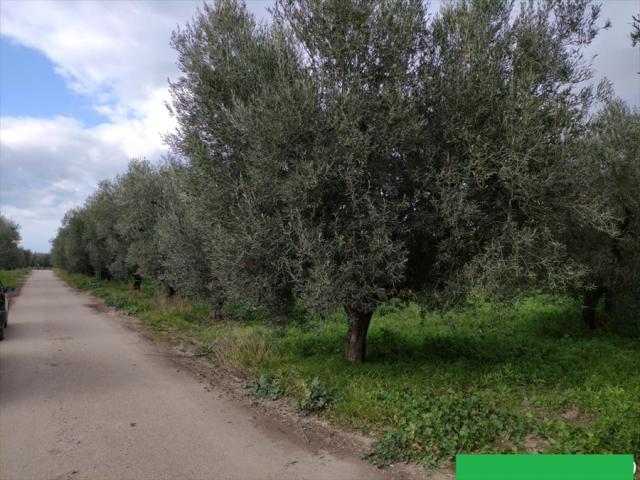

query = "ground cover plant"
[0, 268, 31, 288]
[57, 270, 640, 468]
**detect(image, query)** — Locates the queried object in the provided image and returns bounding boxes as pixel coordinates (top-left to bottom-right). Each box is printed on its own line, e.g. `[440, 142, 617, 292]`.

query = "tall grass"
[0, 268, 31, 288]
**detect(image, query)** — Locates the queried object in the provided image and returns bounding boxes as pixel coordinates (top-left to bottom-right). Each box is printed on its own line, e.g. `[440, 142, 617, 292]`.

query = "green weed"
[368, 391, 532, 467]
[295, 377, 340, 415]
[246, 373, 286, 400]
[0, 268, 31, 288]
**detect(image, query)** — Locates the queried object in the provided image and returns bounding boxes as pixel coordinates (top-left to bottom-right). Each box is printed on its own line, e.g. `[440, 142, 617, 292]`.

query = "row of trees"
[51, 160, 208, 297]
[52, 0, 640, 362]
[0, 215, 51, 269]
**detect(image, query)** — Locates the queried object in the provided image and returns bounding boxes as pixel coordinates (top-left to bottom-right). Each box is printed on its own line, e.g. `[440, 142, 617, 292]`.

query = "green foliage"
[155, 161, 214, 299]
[0, 216, 47, 269]
[162, 0, 625, 362]
[246, 373, 286, 400]
[51, 208, 96, 275]
[50, 0, 639, 361]
[51, 160, 167, 281]
[368, 392, 531, 467]
[0, 216, 24, 269]
[424, 0, 613, 301]
[50, 158, 216, 303]
[569, 101, 640, 325]
[376, 297, 412, 317]
[115, 160, 167, 280]
[295, 377, 339, 416]
[0, 268, 31, 288]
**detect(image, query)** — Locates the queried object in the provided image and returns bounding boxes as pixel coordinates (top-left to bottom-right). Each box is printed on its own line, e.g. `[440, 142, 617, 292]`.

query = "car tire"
[0, 311, 6, 340]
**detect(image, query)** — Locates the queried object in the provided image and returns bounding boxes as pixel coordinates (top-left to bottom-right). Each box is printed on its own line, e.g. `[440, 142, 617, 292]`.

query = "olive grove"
[52, 0, 640, 362]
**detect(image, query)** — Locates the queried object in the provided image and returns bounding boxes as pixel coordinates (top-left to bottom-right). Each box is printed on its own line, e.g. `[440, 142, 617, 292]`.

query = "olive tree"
[419, 0, 614, 304]
[114, 160, 169, 291]
[0, 215, 25, 269]
[168, 0, 295, 314]
[570, 100, 640, 328]
[169, 0, 429, 361]
[82, 180, 127, 279]
[51, 209, 93, 274]
[52, 179, 133, 280]
[169, 0, 615, 362]
[155, 160, 216, 305]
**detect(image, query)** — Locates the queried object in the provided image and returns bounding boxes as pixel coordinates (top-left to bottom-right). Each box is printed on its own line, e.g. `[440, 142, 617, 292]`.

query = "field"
[56, 270, 640, 468]
[0, 268, 31, 289]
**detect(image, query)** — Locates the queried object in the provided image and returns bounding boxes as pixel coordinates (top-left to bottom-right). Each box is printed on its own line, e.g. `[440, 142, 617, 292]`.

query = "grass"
[0, 268, 31, 288]
[56, 269, 640, 469]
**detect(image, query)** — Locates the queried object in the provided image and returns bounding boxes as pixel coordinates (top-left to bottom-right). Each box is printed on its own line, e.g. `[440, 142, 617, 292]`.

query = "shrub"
[246, 373, 286, 401]
[295, 377, 340, 416]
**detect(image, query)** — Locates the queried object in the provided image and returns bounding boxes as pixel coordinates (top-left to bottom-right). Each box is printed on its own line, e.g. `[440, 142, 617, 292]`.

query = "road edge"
[53, 270, 453, 480]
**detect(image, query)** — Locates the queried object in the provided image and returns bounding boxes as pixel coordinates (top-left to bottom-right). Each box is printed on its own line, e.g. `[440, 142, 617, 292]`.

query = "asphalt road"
[0, 270, 383, 480]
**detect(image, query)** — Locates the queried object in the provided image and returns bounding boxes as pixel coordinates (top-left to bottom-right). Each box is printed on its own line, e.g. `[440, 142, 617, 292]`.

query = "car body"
[0, 281, 10, 341]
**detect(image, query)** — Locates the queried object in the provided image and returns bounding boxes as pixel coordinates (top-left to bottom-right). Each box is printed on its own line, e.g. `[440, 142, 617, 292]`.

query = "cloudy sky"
[0, 0, 638, 253]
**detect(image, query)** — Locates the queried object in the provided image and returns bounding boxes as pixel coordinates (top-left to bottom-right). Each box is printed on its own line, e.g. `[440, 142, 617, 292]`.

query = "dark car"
[0, 281, 11, 341]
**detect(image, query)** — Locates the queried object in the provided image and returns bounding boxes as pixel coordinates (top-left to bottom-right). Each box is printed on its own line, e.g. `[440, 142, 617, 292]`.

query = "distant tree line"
[0, 215, 51, 269]
[52, 0, 640, 362]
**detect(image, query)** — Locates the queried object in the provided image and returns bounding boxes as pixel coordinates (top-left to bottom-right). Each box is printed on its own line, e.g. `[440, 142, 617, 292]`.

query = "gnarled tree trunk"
[208, 295, 224, 322]
[344, 306, 373, 363]
[582, 287, 604, 330]
[132, 274, 142, 291]
[604, 289, 614, 312]
[165, 285, 176, 298]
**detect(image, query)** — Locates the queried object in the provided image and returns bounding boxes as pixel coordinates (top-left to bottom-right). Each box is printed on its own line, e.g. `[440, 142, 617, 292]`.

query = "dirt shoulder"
[79, 285, 452, 480]
[4, 270, 417, 480]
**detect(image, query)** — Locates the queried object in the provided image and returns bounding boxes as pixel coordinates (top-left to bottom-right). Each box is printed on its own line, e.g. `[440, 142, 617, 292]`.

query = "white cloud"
[0, 91, 176, 251]
[0, 111, 172, 250]
[0, 1, 204, 251]
[0, 0, 200, 115]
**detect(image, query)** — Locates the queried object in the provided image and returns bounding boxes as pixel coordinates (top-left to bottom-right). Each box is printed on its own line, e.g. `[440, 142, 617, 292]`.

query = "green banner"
[456, 454, 635, 480]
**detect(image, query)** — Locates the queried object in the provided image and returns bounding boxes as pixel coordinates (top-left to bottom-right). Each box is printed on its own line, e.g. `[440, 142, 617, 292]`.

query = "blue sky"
[0, 0, 638, 253]
[1, 39, 107, 126]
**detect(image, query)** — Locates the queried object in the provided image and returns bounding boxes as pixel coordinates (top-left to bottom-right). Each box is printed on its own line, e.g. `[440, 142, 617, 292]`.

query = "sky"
[0, 0, 638, 253]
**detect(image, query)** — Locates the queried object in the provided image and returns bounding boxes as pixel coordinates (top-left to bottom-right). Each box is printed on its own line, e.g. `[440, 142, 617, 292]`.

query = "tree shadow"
[362, 314, 639, 389]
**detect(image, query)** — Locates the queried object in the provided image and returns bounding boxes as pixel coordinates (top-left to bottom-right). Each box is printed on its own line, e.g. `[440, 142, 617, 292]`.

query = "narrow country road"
[0, 271, 383, 480]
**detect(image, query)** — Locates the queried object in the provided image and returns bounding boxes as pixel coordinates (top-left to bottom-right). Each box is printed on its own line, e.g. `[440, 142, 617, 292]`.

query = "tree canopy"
[0, 215, 50, 269]
[52, 0, 639, 362]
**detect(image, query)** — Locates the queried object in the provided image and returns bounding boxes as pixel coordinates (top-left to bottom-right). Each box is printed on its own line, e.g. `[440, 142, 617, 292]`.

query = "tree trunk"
[208, 296, 224, 322]
[132, 274, 142, 291]
[344, 306, 373, 363]
[604, 290, 614, 313]
[165, 285, 176, 298]
[582, 288, 603, 330]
